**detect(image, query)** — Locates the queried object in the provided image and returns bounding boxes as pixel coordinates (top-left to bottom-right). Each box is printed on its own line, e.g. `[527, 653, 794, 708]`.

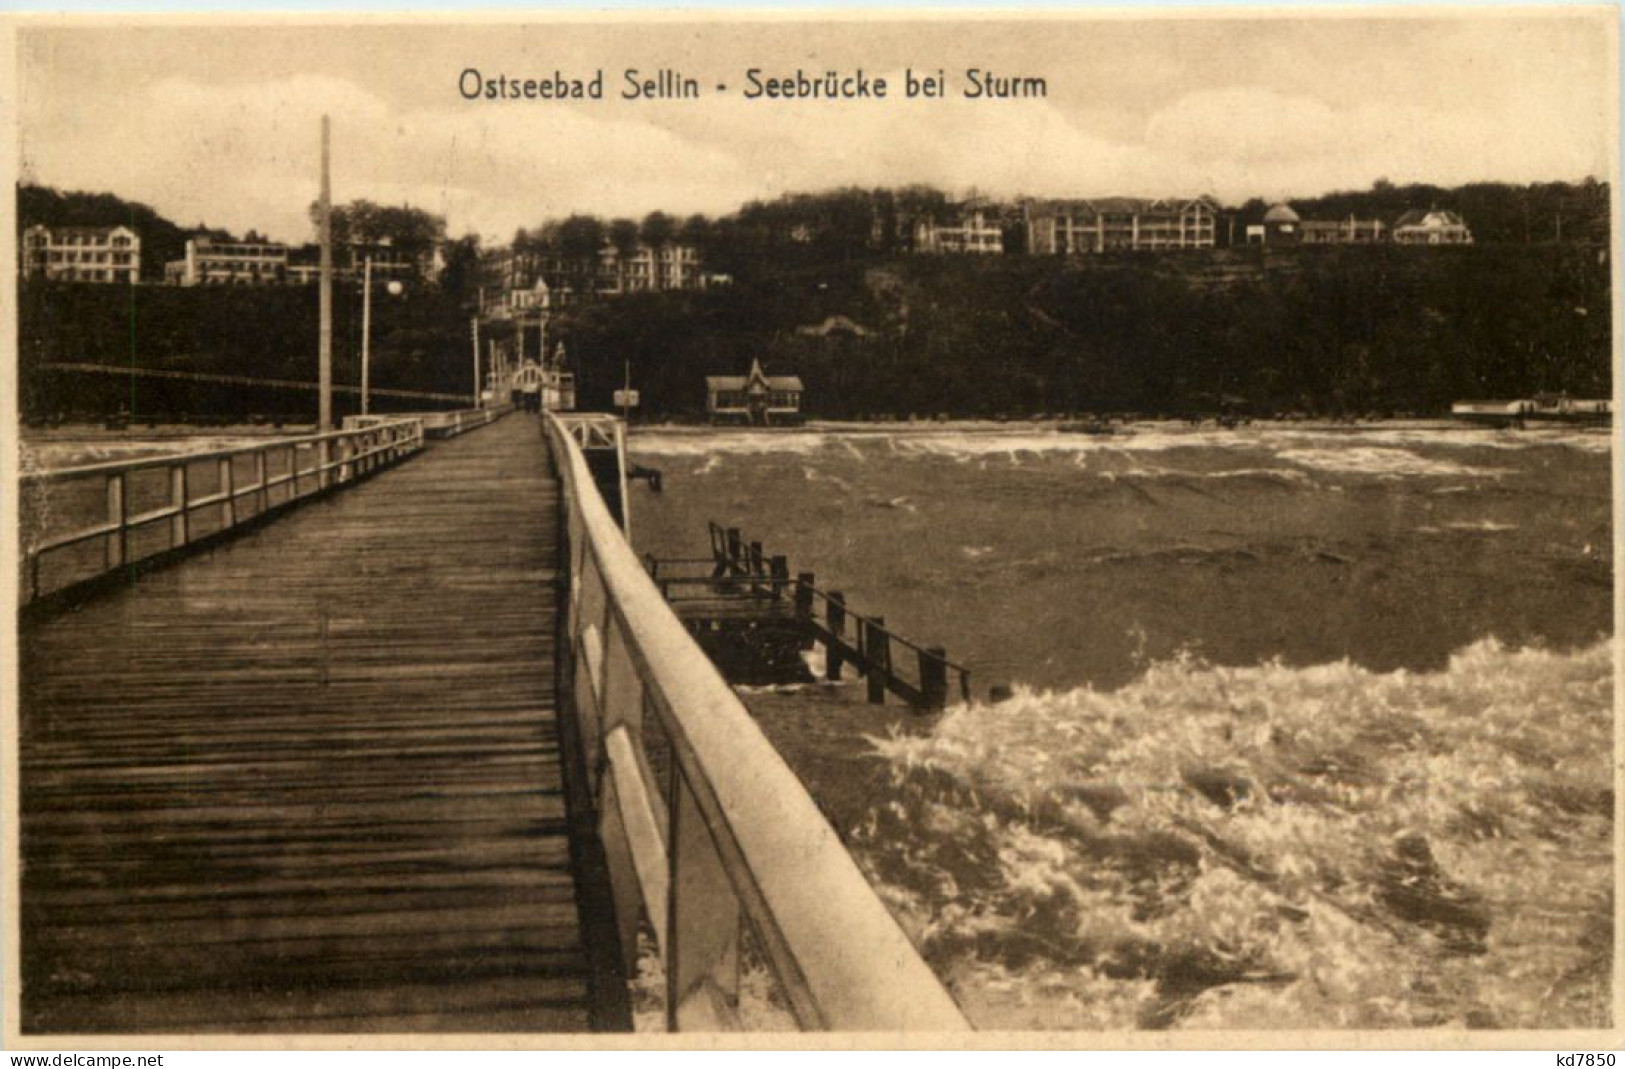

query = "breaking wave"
[22, 434, 281, 470]
[853, 637, 1613, 1030]
[1276, 447, 1509, 479]
[631, 423, 1609, 471]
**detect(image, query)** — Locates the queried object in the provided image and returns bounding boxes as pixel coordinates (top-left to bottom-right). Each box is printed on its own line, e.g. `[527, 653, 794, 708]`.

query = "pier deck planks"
[19, 415, 608, 1034]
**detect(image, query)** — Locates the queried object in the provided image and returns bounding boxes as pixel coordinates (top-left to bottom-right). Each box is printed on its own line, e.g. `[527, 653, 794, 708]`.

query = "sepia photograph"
[2, 7, 1618, 1047]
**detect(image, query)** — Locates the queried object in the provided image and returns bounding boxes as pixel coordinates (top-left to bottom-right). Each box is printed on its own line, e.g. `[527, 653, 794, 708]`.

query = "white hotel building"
[22, 224, 141, 283]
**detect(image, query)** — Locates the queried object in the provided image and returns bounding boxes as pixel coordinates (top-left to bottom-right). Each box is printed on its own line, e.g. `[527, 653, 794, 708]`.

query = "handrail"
[546, 412, 969, 1032]
[19, 417, 426, 604]
[25, 422, 417, 484]
[420, 403, 513, 439]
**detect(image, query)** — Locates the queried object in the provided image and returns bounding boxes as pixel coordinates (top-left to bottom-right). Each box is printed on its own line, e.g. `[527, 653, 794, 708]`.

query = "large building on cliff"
[22, 224, 141, 283]
[1392, 209, 1475, 245]
[1024, 197, 1219, 254]
[913, 202, 1007, 254]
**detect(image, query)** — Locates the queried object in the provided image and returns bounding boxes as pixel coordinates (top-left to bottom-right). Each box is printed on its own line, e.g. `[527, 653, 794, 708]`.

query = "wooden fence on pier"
[645, 521, 971, 709]
[20, 406, 511, 608]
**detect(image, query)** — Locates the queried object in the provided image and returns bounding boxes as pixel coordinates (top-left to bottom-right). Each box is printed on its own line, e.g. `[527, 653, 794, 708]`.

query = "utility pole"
[318, 115, 333, 430]
[470, 316, 481, 407]
[360, 255, 372, 416]
[622, 358, 631, 425]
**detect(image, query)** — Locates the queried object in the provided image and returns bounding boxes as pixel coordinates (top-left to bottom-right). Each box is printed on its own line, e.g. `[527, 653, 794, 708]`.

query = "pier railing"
[345, 403, 510, 439]
[20, 417, 426, 604]
[546, 412, 970, 1032]
[423, 404, 512, 438]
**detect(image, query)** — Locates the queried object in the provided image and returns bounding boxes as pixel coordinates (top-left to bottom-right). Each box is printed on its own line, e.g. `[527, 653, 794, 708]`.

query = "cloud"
[26, 72, 759, 243]
[1136, 83, 1610, 200]
[18, 21, 1613, 245]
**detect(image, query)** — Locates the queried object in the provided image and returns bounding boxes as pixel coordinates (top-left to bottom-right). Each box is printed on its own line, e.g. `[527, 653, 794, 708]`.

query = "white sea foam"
[631, 423, 1610, 469]
[853, 637, 1612, 1030]
[1277, 446, 1509, 478]
[797, 643, 852, 686]
[801, 465, 854, 492]
[1099, 465, 1315, 487]
[23, 435, 279, 470]
[631, 430, 841, 457]
[1281, 425, 1613, 455]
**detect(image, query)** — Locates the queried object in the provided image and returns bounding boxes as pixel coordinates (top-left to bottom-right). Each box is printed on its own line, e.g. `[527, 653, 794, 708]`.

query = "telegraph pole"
[318, 115, 333, 431]
[360, 255, 372, 416]
[470, 316, 481, 407]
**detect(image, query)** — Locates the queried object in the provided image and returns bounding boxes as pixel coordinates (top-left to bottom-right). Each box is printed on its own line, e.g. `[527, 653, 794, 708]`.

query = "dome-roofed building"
[1261, 203, 1302, 244]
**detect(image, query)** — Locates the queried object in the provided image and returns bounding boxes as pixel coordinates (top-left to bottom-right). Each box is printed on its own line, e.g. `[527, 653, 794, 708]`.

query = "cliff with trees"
[552, 242, 1610, 420]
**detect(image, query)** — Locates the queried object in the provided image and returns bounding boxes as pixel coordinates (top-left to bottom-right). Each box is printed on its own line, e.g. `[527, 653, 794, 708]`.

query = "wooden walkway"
[19, 414, 627, 1034]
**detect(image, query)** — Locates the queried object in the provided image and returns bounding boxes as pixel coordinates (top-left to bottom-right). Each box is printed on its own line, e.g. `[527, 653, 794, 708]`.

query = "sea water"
[628, 421, 1613, 1030]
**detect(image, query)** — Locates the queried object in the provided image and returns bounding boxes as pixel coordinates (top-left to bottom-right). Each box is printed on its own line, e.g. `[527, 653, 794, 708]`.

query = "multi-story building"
[1393, 209, 1474, 245]
[22, 224, 141, 283]
[165, 237, 290, 285]
[284, 245, 323, 286]
[163, 236, 435, 287]
[610, 242, 704, 292]
[1248, 204, 1469, 247]
[485, 240, 703, 313]
[1300, 216, 1388, 245]
[1025, 197, 1218, 254]
[1250, 204, 1388, 246]
[285, 241, 428, 286]
[914, 203, 1006, 254]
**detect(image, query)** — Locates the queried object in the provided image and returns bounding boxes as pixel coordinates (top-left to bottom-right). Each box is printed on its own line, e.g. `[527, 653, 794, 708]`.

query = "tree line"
[512, 177, 1609, 279]
[552, 243, 1611, 421]
[16, 177, 1613, 423]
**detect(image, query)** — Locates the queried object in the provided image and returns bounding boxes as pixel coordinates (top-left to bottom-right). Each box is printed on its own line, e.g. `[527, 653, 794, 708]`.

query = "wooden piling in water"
[826, 592, 846, 682]
[920, 645, 948, 710]
[680, 522, 969, 709]
[865, 616, 888, 705]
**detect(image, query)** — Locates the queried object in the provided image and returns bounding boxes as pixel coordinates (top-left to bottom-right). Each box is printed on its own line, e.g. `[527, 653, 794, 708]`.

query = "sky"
[15, 12, 1618, 245]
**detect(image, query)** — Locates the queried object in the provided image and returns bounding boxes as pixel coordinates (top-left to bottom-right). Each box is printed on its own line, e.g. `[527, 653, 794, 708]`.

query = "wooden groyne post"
[864, 616, 889, 704]
[824, 591, 846, 683]
[659, 522, 971, 709]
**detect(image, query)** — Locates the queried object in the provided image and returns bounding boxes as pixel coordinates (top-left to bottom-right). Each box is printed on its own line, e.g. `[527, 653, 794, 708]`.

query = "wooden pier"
[18, 415, 628, 1033]
[15, 411, 970, 1038]
[646, 522, 971, 709]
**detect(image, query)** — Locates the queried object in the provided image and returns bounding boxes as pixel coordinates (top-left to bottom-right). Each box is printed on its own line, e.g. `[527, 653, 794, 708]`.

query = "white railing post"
[170, 465, 188, 548]
[219, 457, 236, 528]
[667, 774, 742, 1031]
[105, 473, 126, 569]
[255, 449, 268, 514]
